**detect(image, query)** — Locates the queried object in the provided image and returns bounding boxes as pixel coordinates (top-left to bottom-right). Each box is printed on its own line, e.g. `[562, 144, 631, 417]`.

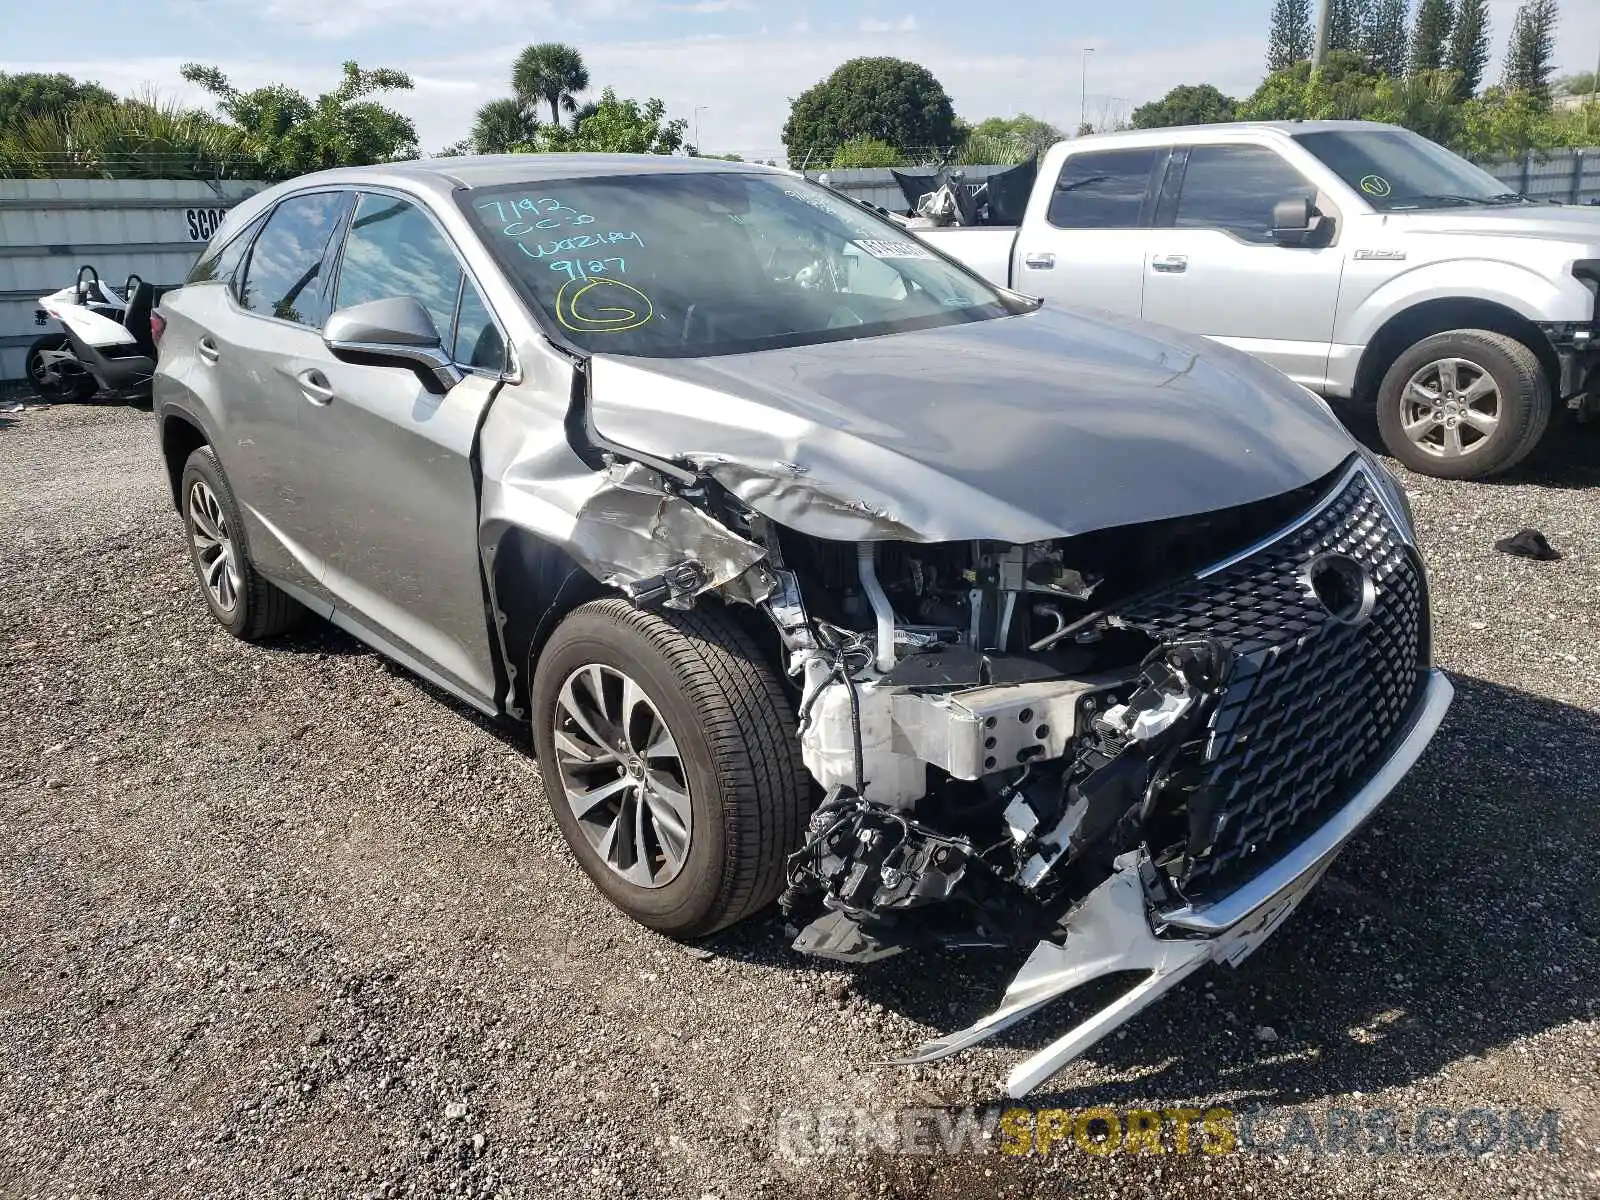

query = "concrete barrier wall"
[1, 178, 264, 381]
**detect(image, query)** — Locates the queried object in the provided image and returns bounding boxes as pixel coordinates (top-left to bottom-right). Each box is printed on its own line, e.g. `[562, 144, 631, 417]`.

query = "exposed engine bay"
[760, 528, 1248, 963]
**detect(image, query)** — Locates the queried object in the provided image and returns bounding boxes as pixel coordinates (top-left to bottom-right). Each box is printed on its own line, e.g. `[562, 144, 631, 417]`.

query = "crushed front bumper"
[892, 667, 1454, 1098]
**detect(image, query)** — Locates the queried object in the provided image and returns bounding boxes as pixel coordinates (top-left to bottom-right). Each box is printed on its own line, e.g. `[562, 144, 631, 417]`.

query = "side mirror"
[1271, 197, 1332, 248]
[322, 296, 464, 393]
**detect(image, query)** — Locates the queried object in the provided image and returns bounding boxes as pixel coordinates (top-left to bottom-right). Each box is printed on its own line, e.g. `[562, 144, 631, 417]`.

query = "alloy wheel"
[188, 479, 241, 614]
[1398, 357, 1500, 459]
[551, 663, 692, 888]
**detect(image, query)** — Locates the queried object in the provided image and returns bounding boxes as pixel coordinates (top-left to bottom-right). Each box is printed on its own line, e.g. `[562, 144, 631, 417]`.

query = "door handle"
[297, 369, 335, 406]
[196, 336, 220, 364]
[1151, 254, 1188, 274]
[1022, 251, 1056, 270]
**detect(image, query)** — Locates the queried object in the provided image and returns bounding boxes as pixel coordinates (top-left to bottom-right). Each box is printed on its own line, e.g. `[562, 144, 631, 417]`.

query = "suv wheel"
[531, 598, 808, 939]
[180, 447, 304, 640]
[1375, 329, 1550, 479]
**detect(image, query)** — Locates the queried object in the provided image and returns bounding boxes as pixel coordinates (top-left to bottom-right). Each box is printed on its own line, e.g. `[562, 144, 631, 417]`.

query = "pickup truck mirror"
[323, 296, 465, 393]
[1271, 197, 1332, 248]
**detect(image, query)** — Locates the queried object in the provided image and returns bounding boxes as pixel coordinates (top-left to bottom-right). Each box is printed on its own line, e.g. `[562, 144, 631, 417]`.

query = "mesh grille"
[1118, 466, 1427, 895]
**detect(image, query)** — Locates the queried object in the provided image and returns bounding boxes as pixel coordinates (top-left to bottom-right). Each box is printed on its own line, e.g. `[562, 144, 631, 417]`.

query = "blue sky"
[2, 0, 1597, 159]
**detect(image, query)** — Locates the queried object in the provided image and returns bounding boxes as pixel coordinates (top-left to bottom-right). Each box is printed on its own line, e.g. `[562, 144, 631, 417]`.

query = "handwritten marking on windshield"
[479, 196, 596, 232]
[550, 257, 626, 282]
[555, 277, 653, 334]
[515, 231, 643, 261]
[1359, 175, 1392, 197]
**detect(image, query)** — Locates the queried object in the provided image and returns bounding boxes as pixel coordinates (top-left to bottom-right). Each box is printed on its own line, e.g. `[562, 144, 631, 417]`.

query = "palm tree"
[511, 43, 590, 127]
[472, 97, 537, 153]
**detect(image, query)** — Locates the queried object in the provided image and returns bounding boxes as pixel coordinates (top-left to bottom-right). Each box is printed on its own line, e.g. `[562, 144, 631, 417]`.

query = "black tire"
[25, 334, 97, 402]
[1375, 329, 1550, 480]
[530, 598, 808, 939]
[179, 446, 304, 641]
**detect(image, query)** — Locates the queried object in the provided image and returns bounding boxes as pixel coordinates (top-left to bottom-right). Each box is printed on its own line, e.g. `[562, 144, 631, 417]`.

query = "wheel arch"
[1353, 297, 1559, 406]
[160, 411, 210, 511]
[483, 522, 608, 721]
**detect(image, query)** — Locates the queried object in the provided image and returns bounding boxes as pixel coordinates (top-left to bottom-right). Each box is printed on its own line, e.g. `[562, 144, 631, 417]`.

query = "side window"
[186, 212, 267, 293]
[453, 282, 507, 372]
[238, 192, 348, 326]
[1173, 145, 1318, 243]
[335, 193, 463, 345]
[1046, 148, 1161, 229]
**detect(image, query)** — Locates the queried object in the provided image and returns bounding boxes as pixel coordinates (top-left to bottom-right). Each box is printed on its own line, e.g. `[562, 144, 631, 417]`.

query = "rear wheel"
[531, 598, 808, 938]
[25, 334, 97, 402]
[1375, 329, 1549, 479]
[180, 447, 304, 641]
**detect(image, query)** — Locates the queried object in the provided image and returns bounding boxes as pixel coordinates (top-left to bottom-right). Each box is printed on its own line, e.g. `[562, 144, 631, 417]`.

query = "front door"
[297, 191, 511, 707]
[1140, 143, 1344, 391]
[1011, 145, 1167, 317]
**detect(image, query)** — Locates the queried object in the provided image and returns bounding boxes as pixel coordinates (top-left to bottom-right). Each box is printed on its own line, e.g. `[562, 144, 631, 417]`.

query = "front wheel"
[25, 334, 97, 402]
[1375, 329, 1550, 479]
[530, 598, 808, 939]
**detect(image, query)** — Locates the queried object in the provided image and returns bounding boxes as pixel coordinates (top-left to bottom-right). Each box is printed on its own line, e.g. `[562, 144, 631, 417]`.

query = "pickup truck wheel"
[531, 598, 808, 939]
[1375, 330, 1550, 479]
[179, 447, 305, 641]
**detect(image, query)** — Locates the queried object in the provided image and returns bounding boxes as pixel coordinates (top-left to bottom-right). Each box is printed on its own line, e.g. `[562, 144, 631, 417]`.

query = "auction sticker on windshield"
[854, 238, 936, 260]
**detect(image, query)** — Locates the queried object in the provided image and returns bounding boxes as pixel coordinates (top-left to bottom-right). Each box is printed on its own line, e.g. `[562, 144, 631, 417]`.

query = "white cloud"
[859, 15, 917, 34]
[659, 0, 753, 12]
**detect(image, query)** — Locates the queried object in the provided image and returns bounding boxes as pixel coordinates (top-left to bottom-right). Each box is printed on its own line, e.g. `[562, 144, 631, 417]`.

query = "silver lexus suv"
[152, 154, 1450, 1096]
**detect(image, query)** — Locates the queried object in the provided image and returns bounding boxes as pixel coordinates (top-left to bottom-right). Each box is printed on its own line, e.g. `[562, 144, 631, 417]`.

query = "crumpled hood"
[1388, 204, 1600, 247]
[586, 306, 1358, 543]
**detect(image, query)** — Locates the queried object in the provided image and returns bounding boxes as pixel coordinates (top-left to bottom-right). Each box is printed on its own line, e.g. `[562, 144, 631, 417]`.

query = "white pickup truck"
[912, 120, 1600, 479]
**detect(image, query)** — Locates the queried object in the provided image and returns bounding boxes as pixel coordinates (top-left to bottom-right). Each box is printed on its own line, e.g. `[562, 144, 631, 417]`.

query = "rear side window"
[1046, 148, 1161, 229]
[1173, 145, 1318, 242]
[238, 191, 349, 327]
[186, 212, 266, 291]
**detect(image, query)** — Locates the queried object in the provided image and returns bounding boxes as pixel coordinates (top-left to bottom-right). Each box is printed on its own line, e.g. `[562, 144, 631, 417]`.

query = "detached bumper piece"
[893, 669, 1454, 1098]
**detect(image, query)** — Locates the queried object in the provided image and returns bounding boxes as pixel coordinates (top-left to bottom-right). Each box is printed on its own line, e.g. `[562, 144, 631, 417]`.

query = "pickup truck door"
[1010, 146, 1167, 317]
[1140, 144, 1344, 391]
[294, 190, 512, 710]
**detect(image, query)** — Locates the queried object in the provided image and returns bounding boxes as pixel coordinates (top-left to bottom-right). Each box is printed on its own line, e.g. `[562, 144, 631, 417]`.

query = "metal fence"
[0, 177, 264, 382]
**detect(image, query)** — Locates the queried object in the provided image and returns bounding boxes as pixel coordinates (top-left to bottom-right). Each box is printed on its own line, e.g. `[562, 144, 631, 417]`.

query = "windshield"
[463, 171, 1019, 357]
[1294, 128, 1521, 211]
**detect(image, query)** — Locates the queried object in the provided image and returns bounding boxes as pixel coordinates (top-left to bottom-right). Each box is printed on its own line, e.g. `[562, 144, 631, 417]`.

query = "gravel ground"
[0, 398, 1597, 1200]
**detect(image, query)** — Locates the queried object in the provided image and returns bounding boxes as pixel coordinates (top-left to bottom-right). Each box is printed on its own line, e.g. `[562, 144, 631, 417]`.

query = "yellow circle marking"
[1359, 175, 1392, 197]
[555, 277, 654, 334]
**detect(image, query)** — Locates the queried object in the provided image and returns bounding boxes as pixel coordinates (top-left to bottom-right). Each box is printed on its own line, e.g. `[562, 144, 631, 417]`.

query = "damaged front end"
[499, 339, 1451, 1096]
[738, 455, 1450, 1095]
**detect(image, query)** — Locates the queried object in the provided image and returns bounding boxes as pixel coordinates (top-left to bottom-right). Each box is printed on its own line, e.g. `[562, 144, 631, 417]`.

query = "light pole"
[693, 105, 708, 153]
[1080, 47, 1096, 134]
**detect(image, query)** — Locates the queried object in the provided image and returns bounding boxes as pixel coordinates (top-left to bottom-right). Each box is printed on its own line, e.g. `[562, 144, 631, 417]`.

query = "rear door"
[204, 189, 352, 600]
[300, 189, 510, 707]
[1139, 143, 1344, 389]
[1012, 146, 1166, 316]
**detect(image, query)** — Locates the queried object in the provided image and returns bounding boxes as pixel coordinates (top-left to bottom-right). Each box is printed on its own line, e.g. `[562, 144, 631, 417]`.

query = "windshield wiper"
[1397, 192, 1528, 209]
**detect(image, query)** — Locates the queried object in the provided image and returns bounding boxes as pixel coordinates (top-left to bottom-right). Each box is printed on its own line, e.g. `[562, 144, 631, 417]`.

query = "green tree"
[829, 136, 904, 168]
[1267, 0, 1314, 73]
[1502, 0, 1559, 104]
[520, 87, 684, 155]
[472, 97, 538, 154]
[1554, 71, 1596, 96]
[1328, 0, 1372, 53]
[511, 43, 590, 127]
[961, 113, 1062, 160]
[182, 60, 417, 179]
[1240, 51, 1381, 120]
[782, 57, 957, 165]
[0, 90, 246, 180]
[1446, 0, 1491, 99]
[1130, 83, 1239, 128]
[1409, 0, 1453, 73]
[1363, 0, 1412, 76]
[0, 72, 117, 132]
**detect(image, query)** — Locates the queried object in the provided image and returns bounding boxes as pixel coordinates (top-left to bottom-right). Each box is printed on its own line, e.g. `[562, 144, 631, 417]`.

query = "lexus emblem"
[1305, 553, 1376, 625]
